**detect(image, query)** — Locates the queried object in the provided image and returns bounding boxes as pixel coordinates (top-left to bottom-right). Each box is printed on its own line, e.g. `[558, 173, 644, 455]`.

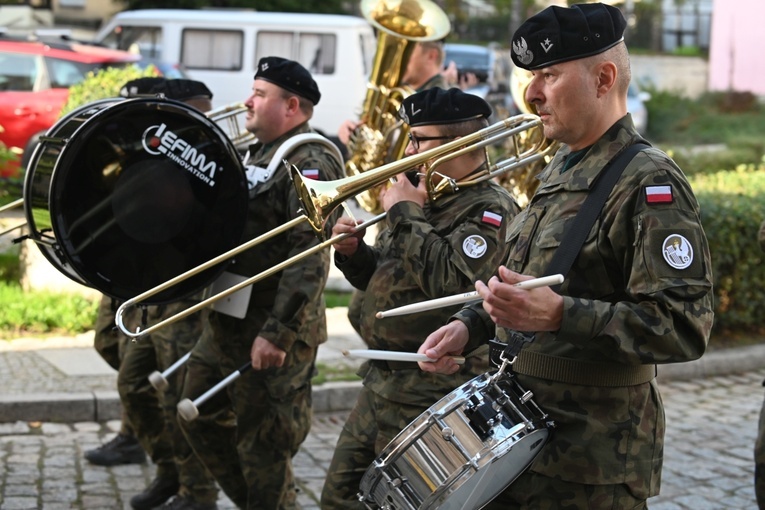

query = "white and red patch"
[482, 211, 502, 227]
[645, 185, 673, 204]
[302, 169, 320, 180]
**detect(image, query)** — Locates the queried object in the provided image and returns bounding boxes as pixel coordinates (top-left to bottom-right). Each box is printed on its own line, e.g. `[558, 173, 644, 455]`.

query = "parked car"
[628, 82, 651, 135]
[0, 36, 141, 171]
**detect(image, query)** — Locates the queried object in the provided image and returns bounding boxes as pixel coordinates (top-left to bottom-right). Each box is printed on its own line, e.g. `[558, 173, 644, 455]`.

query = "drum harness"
[490, 141, 655, 388]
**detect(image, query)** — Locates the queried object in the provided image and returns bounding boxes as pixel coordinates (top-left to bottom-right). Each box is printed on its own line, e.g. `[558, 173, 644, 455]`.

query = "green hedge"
[691, 164, 765, 333]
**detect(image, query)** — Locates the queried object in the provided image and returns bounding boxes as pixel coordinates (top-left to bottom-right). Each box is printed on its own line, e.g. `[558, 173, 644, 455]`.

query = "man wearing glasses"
[320, 87, 521, 508]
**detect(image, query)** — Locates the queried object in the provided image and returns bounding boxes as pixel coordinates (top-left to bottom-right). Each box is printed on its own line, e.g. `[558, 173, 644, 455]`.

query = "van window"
[181, 29, 243, 71]
[100, 26, 162, 58]
[255, 31, 336, 75]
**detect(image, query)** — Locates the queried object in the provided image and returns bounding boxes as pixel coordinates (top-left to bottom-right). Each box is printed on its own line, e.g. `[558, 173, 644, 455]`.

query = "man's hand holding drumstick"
[418, 266, 564, 375]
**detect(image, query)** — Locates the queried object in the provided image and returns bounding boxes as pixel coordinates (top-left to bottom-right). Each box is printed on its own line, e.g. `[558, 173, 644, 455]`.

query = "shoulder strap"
[265, 133, 344, 175]
[545, 142, 649, 281]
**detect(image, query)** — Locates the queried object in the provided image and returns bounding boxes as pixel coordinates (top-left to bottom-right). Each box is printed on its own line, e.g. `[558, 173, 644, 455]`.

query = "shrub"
[60, 64, 160, 117]
[691, 165, 765, 334]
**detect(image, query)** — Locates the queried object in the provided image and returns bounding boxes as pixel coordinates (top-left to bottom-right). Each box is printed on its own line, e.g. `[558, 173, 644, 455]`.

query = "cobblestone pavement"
[1, 370, 762, 509]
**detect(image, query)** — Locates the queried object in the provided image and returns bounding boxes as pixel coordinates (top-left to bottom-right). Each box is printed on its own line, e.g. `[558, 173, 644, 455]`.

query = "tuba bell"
[345, 0, 451, 213]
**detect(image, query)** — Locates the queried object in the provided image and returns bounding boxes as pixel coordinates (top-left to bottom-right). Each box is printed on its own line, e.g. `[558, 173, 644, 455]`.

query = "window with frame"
[181, 29, 243, 71]
[0, 53, 38, 91]
[255, 31, 336, 75]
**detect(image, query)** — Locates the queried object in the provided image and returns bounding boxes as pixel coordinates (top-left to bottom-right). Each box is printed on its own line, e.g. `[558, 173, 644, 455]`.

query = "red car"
[0, 37, 140, 176]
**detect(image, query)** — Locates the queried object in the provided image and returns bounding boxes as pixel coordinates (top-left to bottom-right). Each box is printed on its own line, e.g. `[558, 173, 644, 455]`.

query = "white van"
[93, 9, 376, 139]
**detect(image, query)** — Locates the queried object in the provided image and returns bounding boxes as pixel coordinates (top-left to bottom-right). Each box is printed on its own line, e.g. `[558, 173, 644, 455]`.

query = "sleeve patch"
[482, 210, 502, 227]
[462, 235, 488, 259]
[302, 168, 320, 180]
[645, 185, 673, 204]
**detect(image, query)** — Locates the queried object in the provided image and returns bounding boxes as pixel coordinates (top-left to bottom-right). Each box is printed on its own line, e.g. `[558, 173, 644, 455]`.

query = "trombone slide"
[375, 274, 564, 318]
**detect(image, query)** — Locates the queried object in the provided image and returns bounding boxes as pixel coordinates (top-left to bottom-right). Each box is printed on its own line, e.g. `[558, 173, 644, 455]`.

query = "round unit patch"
[662, 234, 693, 269]
[462, 235, 488, 259]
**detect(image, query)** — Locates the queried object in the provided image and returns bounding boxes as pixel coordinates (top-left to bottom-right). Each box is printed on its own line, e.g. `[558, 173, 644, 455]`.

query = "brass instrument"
[207, 102, 254, 150]
[0, 198, 25, 237]
[345, 0, 451, 213]
[115, 113, 554, 338]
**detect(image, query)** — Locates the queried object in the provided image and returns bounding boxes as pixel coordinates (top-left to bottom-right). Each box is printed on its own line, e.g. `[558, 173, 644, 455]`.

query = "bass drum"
[359, 371, 554, 510]
[23, 97, 248, 304]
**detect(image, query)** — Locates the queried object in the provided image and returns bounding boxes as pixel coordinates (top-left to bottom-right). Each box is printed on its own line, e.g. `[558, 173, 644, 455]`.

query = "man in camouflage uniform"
[105, 78, 221, 510]
[178, 57, 344, 510]
[419, 4, 714, 509]
[320, 87, 521, 508]
[755, 218, 765, 509]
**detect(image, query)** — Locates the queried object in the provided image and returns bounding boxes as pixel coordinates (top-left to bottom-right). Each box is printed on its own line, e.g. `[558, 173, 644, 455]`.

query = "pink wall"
[708, 0, 765, 94]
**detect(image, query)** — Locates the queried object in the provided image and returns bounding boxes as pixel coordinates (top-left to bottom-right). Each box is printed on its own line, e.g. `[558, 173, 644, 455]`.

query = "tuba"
[346, 0, 451, 213]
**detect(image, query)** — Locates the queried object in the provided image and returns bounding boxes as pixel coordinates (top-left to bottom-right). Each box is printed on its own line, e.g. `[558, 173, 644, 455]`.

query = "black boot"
[84, 433, 147, 466]
[130, 476, 181, 510]
[157, 495, 218, 510]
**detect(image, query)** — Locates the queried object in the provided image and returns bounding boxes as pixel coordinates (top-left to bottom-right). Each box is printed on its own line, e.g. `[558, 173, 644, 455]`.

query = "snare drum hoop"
[360, 372, 552, 510]
[23, 97, 248, 303]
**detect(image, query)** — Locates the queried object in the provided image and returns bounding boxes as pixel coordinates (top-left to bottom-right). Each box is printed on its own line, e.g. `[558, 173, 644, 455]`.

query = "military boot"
[84, 433, 146, 466]
[130, 475, 181, 510]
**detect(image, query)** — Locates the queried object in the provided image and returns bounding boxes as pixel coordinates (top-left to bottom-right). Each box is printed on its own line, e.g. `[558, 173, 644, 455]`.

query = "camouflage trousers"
[320, 385, 433, 509]
[118, 303, 218, 504]
[754, 381, 765, 509]
[482, 470, 647, 509]
[93, 295, 141, 437]
[179, 326, 315, 510]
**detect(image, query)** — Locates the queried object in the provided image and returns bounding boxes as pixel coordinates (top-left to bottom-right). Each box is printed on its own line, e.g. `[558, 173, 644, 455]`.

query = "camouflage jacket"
[336, 177, 520, 406]
[416, 73, 448, 92]
[454, 115, 714, 498]
[205, 122, 344, 353]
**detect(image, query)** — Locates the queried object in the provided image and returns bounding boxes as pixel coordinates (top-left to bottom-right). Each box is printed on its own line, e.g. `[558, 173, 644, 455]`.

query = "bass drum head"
[25, 97, 248, 304]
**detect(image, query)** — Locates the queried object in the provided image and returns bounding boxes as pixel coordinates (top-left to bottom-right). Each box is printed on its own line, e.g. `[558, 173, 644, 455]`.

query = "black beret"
[399, 87, 492, 127]
[254, 56, 321, 106]
[511, 2, 627, 71]
[120, 78, 213, 101]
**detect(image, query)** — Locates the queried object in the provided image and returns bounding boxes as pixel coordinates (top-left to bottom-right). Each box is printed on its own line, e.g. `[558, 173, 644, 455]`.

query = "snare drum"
[359, 371, 553, 510]
[23, 97, 248, 304]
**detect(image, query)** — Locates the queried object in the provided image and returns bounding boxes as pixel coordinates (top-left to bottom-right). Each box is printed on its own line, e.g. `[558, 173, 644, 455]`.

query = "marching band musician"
[86, 78, 220, 510]
[418, 3, 714, 508]
[321, 87, 521, 508]
[177, 57, 345, 510]
[337, 39, 448, 147]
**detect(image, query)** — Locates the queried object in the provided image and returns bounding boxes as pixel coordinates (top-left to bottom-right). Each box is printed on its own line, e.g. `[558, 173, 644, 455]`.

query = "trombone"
[115, 113, 556, 338]
[0, 198, 25, 237]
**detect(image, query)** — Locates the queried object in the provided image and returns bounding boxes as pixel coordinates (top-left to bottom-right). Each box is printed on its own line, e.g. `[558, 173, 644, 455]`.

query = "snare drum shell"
[359, 372, 552, 510]
[23, 97, 248, 304]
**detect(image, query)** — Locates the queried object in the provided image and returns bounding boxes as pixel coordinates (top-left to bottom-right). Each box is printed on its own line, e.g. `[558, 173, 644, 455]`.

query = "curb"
[1, 345, 763, 423]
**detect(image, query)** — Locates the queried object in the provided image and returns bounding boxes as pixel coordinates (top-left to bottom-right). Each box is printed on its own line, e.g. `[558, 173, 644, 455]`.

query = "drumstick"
[177, 361, 252, 422]
[148, 351, 191, 392]
[375, 274, 564, 318]
[342, 349, 465, 365]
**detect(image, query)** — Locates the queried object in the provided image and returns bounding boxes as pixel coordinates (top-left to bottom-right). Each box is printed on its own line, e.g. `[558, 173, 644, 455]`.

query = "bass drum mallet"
[148, 352, 192, 392]
[177, 361, 252, 422]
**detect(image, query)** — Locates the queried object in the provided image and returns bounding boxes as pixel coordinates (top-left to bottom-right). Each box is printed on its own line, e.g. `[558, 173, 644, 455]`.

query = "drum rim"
[23, 96, 248, 303]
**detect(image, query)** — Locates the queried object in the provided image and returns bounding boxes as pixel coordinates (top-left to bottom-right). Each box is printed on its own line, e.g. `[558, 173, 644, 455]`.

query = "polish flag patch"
[482, 211, 502, 227]
[645, 185, 673, 204]
[302, 169, 320, 180]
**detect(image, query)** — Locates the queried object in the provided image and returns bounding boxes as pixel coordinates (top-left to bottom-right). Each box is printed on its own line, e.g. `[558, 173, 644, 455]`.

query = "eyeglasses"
[407, 132, 455, 151]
